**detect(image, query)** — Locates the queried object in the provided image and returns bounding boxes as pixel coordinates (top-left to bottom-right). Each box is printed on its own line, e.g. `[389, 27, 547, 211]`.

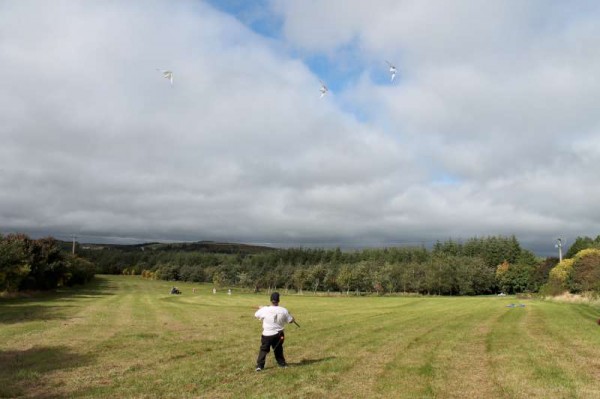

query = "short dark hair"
[270, 292, 280, 303]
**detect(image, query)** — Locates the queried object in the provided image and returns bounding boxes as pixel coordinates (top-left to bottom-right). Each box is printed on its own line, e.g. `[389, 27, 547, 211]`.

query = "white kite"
[157, 69, 174, 85]
[319, 80, 328, 98]
[385, 61, 397, 82]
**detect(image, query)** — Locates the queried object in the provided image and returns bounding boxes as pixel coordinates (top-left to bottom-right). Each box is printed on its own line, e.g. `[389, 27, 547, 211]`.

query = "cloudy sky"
[2, 0, 600, 255]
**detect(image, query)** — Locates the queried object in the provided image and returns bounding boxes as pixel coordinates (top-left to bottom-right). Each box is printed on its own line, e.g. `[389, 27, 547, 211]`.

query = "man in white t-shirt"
[254, 292, 294, 371]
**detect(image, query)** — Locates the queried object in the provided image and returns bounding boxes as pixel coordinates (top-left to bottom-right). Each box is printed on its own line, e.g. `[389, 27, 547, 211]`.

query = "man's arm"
[289, 315, 300, 328]
[286, 311, 295, 324]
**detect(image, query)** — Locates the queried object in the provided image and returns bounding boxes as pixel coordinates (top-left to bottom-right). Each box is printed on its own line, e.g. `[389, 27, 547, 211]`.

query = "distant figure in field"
[228, 289, 232, 295]
[212, 287, 216, 294]
[170, 286, 181, 295]
[254, 292, 294, 371]
[193, 288, 197, 293]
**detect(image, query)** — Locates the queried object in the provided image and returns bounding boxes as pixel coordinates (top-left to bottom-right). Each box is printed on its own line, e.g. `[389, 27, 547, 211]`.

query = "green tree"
[372, 263, 394, 294]
[155, 262, 180, 281]
[337, 264, 354, 295]
[307, 263, 327, 293]
[19, 236, 68, 290]
[496, 261, 535, 294]
[236, 271, 252, 288]
[1, 234, 94, 292]
[353, 262, 372, 293]
[531, 257, 558, 292]
[65, 255, 96, 286]
[565, 236, 600, 259]
[212, 270, 229, 287]
[0, 235, 30, 292]
[292, 268, 308, 293]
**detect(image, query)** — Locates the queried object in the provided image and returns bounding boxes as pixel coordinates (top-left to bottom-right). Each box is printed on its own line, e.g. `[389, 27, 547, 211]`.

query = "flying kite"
[385, 61, 397, 82]
[157, 69, 174, 85]
[319, 80, 328, 98]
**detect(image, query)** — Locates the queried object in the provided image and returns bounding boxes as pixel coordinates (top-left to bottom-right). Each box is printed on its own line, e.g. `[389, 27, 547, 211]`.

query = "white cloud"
[1, 0, 600, 254]
[0, 0, 412, 245]
[268, 0, 600, 251]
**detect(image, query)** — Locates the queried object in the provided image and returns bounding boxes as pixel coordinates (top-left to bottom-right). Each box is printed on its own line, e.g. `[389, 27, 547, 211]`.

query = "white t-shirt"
[255, 305, 293, 336]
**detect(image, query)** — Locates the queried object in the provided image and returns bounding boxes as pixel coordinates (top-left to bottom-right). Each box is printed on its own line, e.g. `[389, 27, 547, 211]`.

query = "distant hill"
[59, 240, 276, 255]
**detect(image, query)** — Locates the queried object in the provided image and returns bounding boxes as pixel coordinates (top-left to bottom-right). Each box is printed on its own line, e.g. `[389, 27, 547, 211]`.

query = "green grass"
[2, 276, 600, 398]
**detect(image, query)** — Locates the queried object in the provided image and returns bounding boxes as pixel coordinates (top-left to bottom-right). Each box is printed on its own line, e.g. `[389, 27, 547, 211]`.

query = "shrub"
[155, 263, 179, 281]
[547, 258, 574, 293]
[569, 249, 600, 293]
[65, 255, 96, 286]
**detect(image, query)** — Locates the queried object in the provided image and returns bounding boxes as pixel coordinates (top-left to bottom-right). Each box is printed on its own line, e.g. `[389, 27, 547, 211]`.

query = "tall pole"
[72, 235, 76, 255]
[556, 238, 562, 262]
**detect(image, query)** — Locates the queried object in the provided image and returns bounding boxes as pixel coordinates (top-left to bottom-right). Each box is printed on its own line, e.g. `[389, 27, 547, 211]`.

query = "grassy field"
[2, 276, 600, 398]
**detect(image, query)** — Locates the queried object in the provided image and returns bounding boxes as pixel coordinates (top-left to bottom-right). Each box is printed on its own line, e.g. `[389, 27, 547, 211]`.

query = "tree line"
[81, 235, 561, 295]
[0, 234, 95, 293]
[4, 233, 600, 296]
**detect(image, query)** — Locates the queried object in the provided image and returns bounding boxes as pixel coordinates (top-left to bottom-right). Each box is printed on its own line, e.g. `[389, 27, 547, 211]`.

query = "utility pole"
[555, 238, 563, 262]
[72, 235, 76, 255]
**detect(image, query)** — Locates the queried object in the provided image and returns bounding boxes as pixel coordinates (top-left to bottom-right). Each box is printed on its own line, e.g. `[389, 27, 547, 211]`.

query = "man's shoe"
[255, 367, 262, 372]
[278, 364, 287, 368]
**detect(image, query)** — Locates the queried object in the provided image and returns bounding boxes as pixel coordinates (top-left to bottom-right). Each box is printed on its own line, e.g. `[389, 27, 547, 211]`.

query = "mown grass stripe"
[2, 276, 600, 398]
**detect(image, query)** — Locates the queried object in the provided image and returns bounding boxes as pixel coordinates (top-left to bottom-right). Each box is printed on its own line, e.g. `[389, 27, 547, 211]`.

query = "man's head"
[270, 292, 280, 304]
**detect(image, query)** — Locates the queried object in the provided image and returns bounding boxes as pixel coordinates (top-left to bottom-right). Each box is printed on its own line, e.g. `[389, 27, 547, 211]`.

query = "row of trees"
[0, 234, 96, 292]
[82, 235, 561, 295]
[6, 232, 599, 296]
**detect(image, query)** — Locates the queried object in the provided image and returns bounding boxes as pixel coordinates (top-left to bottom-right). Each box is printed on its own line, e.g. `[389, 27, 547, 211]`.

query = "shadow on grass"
[288, 356, 336, 367]
[0, 304, 79, 325]
[0, 277, 116, 325]
[0, 345, 94, 398]
[53, 276, 118, 299]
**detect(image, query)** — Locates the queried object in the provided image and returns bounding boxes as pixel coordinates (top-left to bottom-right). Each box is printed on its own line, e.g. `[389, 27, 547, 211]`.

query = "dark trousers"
[256, 331, 286, 368]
